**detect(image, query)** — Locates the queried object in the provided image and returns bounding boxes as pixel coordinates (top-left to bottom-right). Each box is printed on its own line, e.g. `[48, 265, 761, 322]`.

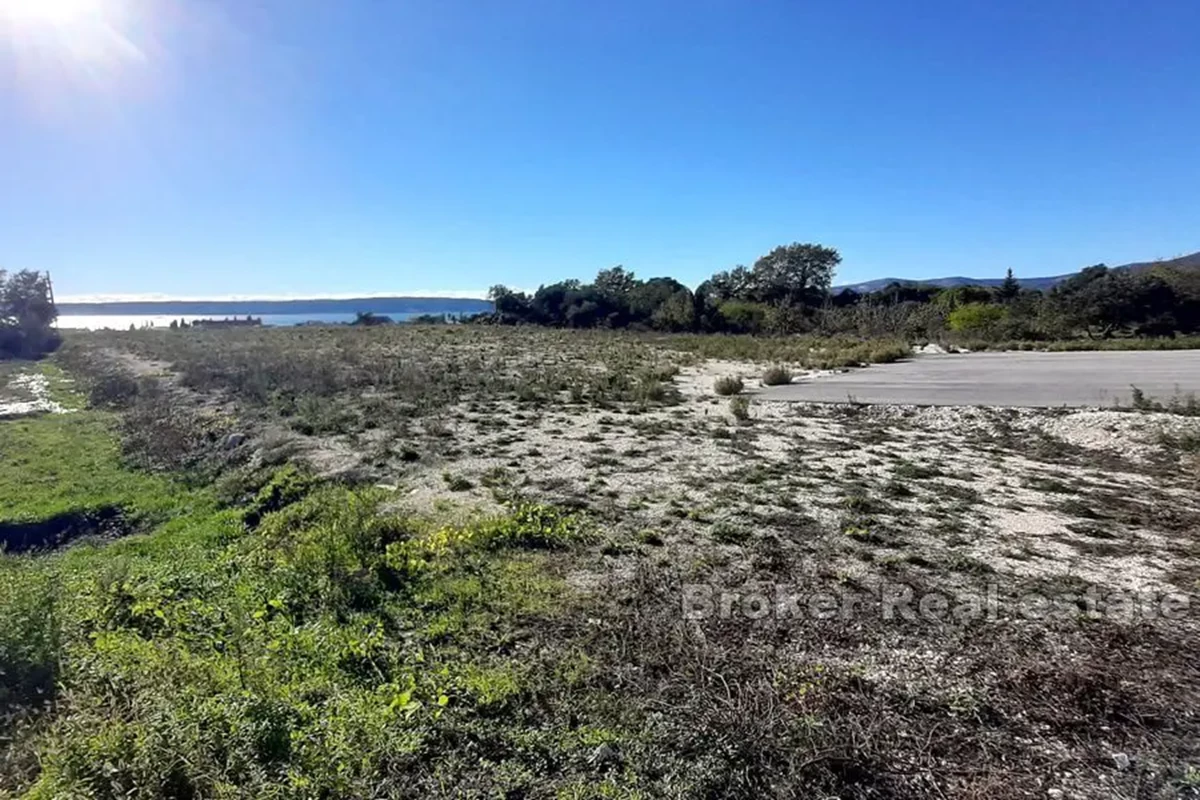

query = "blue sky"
[2, 0, 1198, 301]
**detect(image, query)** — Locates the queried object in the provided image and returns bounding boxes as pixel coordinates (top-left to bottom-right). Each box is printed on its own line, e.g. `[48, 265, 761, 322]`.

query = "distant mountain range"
[835, 250, 1200, 294]
[58, 296, 493, 317]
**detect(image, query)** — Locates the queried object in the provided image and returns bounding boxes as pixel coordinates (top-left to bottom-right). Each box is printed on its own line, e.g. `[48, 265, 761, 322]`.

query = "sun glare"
[0, 0, 148, 80]
[1, 0, 103, 26]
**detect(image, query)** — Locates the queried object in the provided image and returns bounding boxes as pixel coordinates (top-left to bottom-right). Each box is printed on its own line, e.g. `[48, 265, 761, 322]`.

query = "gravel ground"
[0, 371, 72, 419]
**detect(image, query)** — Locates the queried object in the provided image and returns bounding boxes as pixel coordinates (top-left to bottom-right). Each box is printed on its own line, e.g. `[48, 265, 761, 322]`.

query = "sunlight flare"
[1, 0, 148, 87]
[1, 0, 104, 26]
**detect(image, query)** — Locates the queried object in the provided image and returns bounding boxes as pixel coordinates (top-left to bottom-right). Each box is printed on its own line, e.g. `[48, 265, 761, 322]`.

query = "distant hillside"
[839, 273, 1071, 294]
[836, 250, 1200, 294]
[1121, 251, 1200, 274]
[58, 296, 492, 317]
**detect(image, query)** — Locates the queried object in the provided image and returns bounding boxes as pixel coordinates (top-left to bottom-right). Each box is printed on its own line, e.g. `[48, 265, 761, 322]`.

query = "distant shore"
[57, 296, 492, 318]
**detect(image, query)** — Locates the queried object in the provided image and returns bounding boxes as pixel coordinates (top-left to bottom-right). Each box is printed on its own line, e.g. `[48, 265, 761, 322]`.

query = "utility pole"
[45, 271, 58, 329]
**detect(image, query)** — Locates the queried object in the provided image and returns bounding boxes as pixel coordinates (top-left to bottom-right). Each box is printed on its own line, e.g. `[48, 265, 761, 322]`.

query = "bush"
[947, 303, 1008, 334]
[634, 371, 681, 406]
[714, 376, 744, 396]
[715, 300, 769, 334]
[711, 520, 749, 544]
[241, 465, 315, 528]
[1130, 385, 1200, 416]
[0, 570, 60, 714]
[761, 365, 793, 386]
[87, 372, 140, 409]
[869, 342, 910, 363]
[443, 472, 474, 491]
[729, 395, 751, 421]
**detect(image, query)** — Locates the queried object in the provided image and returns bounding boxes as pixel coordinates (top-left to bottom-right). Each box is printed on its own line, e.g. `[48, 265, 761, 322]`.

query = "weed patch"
[761, 365, 793, 386]
[714, 376, 744, 396]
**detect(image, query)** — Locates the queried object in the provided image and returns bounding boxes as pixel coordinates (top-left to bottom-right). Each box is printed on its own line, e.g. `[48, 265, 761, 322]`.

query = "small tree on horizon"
[997, 268, 1021, 302]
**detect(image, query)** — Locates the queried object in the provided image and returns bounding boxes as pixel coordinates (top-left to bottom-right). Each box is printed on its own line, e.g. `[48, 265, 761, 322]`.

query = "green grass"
[2, 487, 586, 797]
[0, 423, 593, 798]
[0, 364, 628, 797]
[33, 362, 86, 411]
[0, 408, 199, 526]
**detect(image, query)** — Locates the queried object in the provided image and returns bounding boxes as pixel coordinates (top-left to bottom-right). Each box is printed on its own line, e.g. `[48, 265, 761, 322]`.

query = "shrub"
[638, 529, 664, 546]
[87, 371, 140, 409]
[867, 343, 910, 363]
[1129, 385, 1200, 416]
[729, 395, 751, 421]
[0, 570, 60, 713]
[476, 502, 579, 549]
[711, 520, 749, 544]
[715, 300, 769, 334]
[761, 365, 793, 386]
[443, 473, 474, 491]
[242, 465, 315, 528]
[393, 502, 579, 568]
[714, 376, 744, 396]
[947, 303, 1008, 334]
[634, 375, 681, 406]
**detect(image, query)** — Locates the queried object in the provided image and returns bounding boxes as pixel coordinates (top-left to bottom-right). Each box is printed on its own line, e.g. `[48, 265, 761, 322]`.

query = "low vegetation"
[728, 394, 751, 421]
[761, 365, 793, 386]
[1130, 385, 1200, 416]
[3, 326, 1200, 798]
[713, 375, 744, 396]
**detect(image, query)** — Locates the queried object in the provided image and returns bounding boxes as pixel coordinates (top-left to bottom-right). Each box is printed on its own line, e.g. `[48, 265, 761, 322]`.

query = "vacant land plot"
[2, 327, 1199, 798]
[764, 350, 1200, 407]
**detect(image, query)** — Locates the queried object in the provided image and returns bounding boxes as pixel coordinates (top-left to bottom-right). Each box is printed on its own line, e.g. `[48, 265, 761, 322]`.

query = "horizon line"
[57, 290, 493, 304]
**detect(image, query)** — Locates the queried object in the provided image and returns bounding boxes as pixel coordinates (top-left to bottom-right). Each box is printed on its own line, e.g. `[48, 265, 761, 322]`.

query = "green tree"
[487, 285, 533, 323]
[649, 289, 697, 331]
[352, 312, 393, 326]
[697, 266, 755, 305]
[628, 277, 689, 321]
[750, 242, 841, 307]
[593, 266, 637, 300]
[0, 270, 59, 359]
[934, 285, 994, 310]
[1048, 265, 1150, 338]
[996, 269, 1020, 302]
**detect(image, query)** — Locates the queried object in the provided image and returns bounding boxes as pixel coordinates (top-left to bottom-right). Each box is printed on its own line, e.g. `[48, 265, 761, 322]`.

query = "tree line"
[484, 242, 841, 334]
[477, 243, 1200, 341]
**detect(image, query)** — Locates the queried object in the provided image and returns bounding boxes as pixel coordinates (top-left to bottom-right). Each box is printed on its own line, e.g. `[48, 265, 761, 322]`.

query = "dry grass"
[24, 325, 1200, 798]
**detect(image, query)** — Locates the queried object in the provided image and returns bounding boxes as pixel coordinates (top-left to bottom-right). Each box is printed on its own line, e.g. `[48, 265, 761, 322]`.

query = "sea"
[56, 297, 494, 331]
[57, 313, 434, 330]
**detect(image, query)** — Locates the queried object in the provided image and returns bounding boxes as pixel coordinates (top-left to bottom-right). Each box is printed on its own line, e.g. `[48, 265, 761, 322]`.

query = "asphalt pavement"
[760, 350, 1200, 407]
